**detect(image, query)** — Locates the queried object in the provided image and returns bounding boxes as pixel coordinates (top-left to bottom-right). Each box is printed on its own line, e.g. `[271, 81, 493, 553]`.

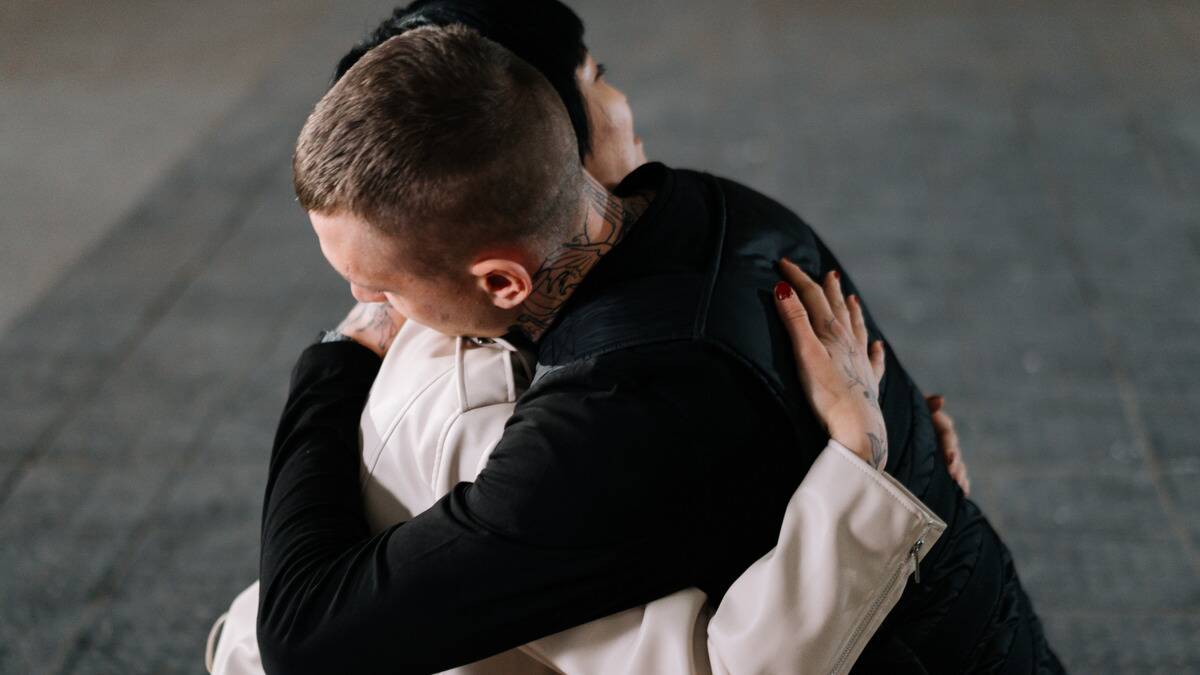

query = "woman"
[207, 2, 970, 672]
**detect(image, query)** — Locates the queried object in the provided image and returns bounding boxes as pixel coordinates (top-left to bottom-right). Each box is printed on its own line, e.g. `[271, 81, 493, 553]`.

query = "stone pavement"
[1, 1, 1197, 673]
[0, 0, 338, 335]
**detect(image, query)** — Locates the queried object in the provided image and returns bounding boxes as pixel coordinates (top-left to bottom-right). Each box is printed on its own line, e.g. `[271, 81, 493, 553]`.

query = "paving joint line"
[50, 291, 310, 675]
[0, 163, 279, 515]
[1007, 91, 1200, 580]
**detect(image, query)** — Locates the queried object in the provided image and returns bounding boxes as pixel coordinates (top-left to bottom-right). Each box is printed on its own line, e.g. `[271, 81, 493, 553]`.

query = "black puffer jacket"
[538, 162, 1064, 674]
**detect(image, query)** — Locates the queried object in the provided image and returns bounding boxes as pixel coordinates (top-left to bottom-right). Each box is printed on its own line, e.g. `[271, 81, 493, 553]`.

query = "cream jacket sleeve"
[523, 439, 945, 675]
[208, 323, 945, 675]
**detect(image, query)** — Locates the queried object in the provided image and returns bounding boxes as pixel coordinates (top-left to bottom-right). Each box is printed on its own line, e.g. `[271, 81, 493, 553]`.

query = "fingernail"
[774, 281, 793, 301]
[832, 270, 840, 281]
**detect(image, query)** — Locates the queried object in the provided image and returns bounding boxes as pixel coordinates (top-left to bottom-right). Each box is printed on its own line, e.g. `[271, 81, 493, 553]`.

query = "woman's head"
[333, 0, 645, 188]
[573, 50, 645, 188]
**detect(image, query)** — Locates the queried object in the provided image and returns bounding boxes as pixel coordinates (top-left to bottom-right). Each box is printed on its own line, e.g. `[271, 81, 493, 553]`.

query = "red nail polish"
[774, 281, 793, 301]
[832, 270, 841, 281]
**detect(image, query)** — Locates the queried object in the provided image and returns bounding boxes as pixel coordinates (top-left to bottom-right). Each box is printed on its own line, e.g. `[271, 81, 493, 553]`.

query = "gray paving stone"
[972, 469, 1173, 540]
[1041, 612, 1200, 674]
[955, 395, 1144, 472]
[1006, 531, 1200, 612]
[55, 296, 348, 675]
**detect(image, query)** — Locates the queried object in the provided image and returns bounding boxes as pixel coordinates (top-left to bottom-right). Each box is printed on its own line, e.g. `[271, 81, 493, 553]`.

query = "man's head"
[294, 25, 584, 337]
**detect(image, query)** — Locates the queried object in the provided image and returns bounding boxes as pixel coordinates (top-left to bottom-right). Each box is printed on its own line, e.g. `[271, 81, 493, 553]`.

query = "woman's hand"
[337, 302, 407, 358]
[773, 258, 887, 469]
[927, 394, 970, 495]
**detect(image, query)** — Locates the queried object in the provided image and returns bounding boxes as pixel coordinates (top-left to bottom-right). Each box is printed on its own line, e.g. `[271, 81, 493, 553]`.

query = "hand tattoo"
[825, 316, 878, 402]
[867, 431, 888, 470]
[823, 313, 886, 469]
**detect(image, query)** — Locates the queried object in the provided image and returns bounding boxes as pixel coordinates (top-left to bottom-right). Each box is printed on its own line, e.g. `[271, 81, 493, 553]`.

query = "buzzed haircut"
[293, 24, 583, 276]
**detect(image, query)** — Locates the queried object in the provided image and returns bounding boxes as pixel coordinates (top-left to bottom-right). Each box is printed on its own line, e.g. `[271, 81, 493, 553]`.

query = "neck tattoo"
[515, 173, 652, 342]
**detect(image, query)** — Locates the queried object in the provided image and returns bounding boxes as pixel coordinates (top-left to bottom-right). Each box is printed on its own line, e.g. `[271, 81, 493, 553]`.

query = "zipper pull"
[909, 538, 925, 584]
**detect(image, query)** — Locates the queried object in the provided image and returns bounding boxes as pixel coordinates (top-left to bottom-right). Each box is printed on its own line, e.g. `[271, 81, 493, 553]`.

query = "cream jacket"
[209, 321, 944, 675]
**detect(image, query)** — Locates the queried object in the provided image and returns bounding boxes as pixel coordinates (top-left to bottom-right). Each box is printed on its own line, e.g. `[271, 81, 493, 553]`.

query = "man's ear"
[470, 258, 534, 310]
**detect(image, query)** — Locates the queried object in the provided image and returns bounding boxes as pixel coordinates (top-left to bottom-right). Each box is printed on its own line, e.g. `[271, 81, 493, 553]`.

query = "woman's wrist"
[831, 424, 887, 470]
[832, 433, 871, 468]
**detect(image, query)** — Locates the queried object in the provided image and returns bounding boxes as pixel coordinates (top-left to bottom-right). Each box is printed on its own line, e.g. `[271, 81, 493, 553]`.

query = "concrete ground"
[0, 0, 347, 335]
[1, 1, 1197, 673]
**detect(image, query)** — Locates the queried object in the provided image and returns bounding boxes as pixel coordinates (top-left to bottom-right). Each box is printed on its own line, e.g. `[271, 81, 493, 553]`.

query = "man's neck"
[514, 172, 653, 342]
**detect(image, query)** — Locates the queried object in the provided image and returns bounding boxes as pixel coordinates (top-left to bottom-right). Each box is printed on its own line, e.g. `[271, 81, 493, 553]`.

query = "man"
[260, 24, 1061, 673]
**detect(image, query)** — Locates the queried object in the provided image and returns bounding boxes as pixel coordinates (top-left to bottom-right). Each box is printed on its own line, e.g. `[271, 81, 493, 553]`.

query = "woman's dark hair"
[333, 0, 592, 160]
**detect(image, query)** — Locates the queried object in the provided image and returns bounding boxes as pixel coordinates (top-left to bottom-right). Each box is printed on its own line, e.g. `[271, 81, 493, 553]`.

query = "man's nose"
[350, 283, 387, 303]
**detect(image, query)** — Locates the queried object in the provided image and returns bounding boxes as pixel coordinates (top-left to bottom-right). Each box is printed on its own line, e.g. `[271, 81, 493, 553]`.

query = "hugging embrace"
[206, 2, 1064, 674]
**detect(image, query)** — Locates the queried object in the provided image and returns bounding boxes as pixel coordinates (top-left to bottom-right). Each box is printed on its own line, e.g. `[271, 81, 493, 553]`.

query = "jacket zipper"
[828, 525, 932, 675]
[909, 538, 924, 584]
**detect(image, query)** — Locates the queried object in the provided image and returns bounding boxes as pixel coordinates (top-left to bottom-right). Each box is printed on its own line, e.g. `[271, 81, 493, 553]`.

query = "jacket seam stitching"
[431, 408, 468, 494]
[364, 366, 456, 478]
[693, 173, 727, 338]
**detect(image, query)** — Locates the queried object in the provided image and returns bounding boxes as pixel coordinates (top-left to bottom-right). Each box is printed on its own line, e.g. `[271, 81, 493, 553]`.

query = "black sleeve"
[256, 342, 716, 675]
